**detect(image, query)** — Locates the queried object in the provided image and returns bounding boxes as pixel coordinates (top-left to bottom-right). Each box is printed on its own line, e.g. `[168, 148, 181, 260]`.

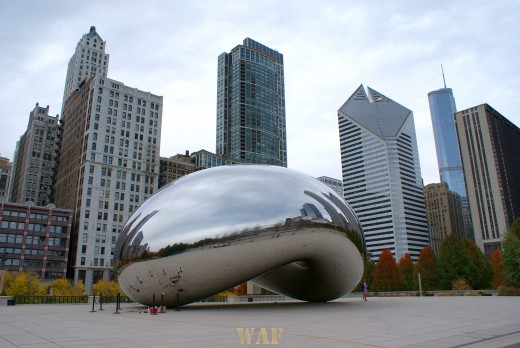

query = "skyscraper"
[428, 86, 472, 239]
[62, 26, 109, 106]
[9, 103, 59, 206]
[216, 38, 287, 166]
[454, 104, 520, 256]
[423, 183, 465, 255]
[53, 27, 162, 290]
[54, 75, 162, 290]
[338, 85, 430, 261]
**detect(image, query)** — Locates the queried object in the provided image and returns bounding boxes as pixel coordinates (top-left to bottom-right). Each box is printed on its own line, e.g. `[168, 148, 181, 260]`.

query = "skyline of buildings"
[216, 38, 287, 167]
[338, 85, 430, 261]
[2, 25, 520, 284]
[454, 104, 520, 257]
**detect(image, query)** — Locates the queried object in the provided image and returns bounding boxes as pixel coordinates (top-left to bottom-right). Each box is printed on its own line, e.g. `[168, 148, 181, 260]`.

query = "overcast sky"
[1, 0, 518, 185]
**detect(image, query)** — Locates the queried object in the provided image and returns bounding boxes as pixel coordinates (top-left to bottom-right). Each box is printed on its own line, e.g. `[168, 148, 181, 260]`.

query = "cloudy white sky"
[1, 0, 518, 185]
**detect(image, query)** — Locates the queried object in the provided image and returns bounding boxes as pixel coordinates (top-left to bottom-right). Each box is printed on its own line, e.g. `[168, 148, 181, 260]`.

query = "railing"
[13, 296, 89, 304]
[12, 294, 134, 304]
[348, 290, 497, 297]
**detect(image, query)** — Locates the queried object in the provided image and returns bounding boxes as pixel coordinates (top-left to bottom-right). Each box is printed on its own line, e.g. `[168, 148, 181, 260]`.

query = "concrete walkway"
[0, 296, 519, 347]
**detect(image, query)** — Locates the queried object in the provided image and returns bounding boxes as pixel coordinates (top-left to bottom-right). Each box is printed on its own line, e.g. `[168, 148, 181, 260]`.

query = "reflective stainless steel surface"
[115, 165, 365, 306]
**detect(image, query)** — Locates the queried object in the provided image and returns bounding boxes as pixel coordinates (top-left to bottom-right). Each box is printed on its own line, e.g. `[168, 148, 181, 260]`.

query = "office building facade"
[338, 85, 430, 261]
[9, 104, 59, 206]
[428, 87, 472, 239]
[317, 176, 344, 197]
[159, 152, 195, 189]
[54, 72, 162, 290]
[216, 38, 287, 166]
[0, 201, 72, 280]
[0, 156, 11, 200]
[454, 104, 520, 256]
[423, 183, 465, 255]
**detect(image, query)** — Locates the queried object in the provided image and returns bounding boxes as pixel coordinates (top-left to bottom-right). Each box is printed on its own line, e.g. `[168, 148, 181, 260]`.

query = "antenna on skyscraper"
[441, 64, 447, 88]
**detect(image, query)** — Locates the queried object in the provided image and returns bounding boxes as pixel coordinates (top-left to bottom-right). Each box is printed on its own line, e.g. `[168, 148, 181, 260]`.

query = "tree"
[50, 278, 85, 296]
[490, 250, 506, 289]
[372, 249, 404, 291]
[356, 260, 376, 291]
[91, 279, 122, 296]
[398, 253, 414, 291]
[436, 235, 477, 290]
[4, 272, 45, 296]
[502, 230, 520, 285]
[414, 246, 437, 291]
[464, 239, 493, 289]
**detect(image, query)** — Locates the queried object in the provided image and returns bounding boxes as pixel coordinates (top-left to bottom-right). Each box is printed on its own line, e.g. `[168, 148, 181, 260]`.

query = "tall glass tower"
[216, 38, 287, 167]
[428, 87, 473, 239]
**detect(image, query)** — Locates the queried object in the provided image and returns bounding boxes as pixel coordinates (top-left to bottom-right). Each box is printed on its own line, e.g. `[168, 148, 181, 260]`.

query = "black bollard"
[152, 294, 157, 315]
[160, 292, 165, 313]
[90, 292, 97, 313]
[113, 293, 121, 315]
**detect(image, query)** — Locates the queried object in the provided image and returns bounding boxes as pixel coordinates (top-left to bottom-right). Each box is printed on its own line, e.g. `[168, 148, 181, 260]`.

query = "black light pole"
[90, 292, 97, 312]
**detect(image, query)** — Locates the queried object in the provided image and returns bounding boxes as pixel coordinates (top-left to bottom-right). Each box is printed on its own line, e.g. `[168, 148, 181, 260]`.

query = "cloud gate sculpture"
[115, 165, 366, 306]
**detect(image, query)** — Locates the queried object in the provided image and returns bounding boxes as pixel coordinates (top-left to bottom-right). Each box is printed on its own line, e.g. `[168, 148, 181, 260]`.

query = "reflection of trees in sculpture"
[138, 219, 365, 262]
[116, 190, 367, 266]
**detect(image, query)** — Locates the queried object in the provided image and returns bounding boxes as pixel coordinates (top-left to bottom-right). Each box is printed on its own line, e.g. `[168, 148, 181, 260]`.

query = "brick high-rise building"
[454, 104, 520, 256]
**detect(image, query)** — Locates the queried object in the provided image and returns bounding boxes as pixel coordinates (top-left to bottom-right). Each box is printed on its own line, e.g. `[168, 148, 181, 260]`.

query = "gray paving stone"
[0, 296, 519, 347]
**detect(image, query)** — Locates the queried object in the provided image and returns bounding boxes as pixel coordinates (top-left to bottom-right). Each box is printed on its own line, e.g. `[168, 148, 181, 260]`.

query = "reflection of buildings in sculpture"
[115, 166, 365, 307]
[454, 104, 520, 256]
[317, 176, 343, 198]
[338, 85, 430, 261]
[300, 203, 324, 220]
[9, 104, 59, 206]
[423, 183, 465, 255]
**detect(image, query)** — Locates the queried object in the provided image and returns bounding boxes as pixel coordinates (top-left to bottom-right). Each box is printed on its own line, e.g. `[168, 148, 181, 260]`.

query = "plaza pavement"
[0, 296, 519, 347]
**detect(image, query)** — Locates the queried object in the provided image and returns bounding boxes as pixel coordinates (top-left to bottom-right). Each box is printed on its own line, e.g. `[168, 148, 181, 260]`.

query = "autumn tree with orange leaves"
[398, 253, 414, 291]
[414, 245, 437, 291]
[490, 250, 506, 289]
[372, 249, 404, 291]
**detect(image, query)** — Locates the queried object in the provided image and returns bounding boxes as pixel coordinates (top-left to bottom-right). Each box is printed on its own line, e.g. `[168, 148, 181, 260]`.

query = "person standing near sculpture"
[361, 279, 368, 301]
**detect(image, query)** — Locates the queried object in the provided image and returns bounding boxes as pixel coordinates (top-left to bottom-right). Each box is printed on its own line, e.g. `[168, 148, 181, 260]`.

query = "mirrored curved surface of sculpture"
[115, 165, 365, 306]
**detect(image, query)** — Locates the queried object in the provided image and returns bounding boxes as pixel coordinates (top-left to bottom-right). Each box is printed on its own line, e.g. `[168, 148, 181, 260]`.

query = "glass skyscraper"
[428, 88, 472, 238]
[216, 38, 287, 167]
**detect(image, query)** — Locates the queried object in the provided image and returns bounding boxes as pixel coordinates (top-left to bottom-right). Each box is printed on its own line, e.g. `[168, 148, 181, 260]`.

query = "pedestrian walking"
[361, 279, 368, 301]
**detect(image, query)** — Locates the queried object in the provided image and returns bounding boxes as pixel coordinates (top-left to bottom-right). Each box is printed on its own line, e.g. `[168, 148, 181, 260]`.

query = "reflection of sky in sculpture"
[120, 165, 362, 253]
